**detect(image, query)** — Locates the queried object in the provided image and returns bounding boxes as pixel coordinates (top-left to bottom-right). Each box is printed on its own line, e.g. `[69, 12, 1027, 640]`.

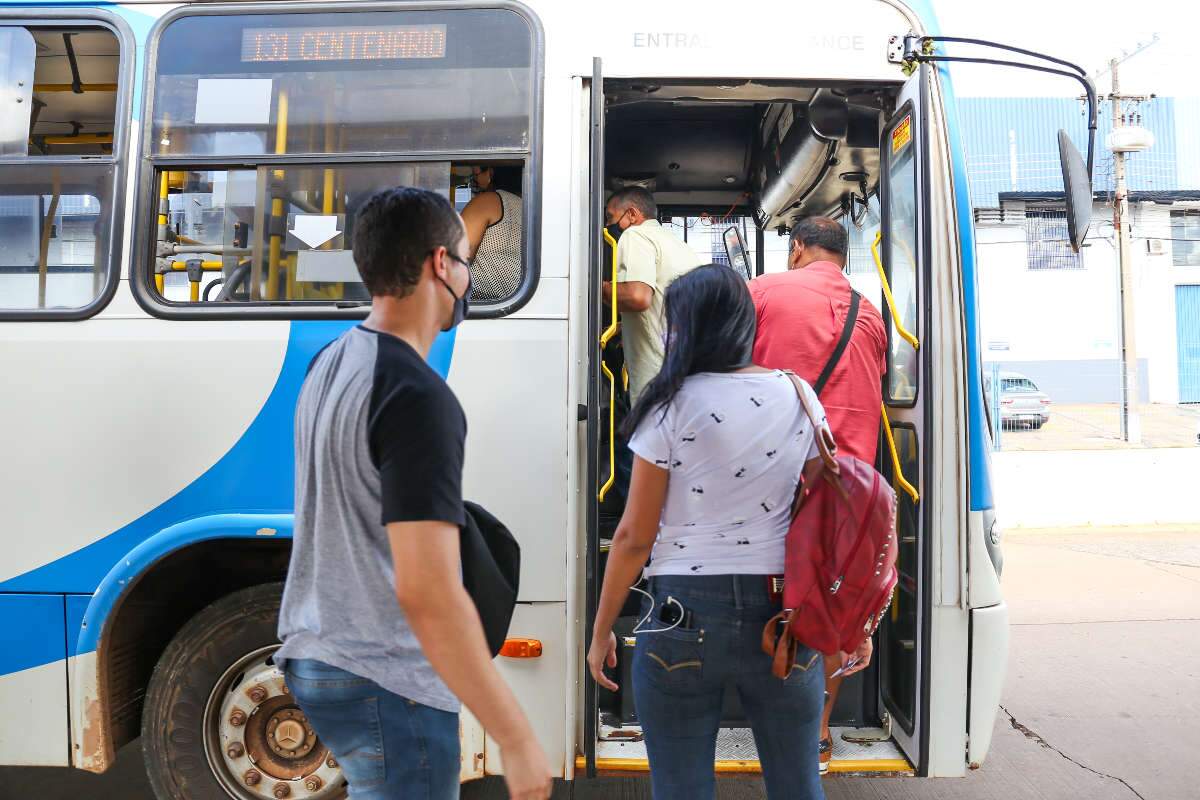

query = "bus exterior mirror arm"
[895, 35, 1098, 181]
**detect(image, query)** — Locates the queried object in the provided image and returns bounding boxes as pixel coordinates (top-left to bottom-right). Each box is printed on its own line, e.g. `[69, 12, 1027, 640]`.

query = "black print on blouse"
[710, 412, 725, 424]
[714, 532, 727, 538]
[681, 432, 697, 443]
[760, 499, 777, 513]
[674, 542, 687, 549]
[737, 538, 751, 545]
[690, 565, 703, 572]
[691, 486, 704, 495]
[684, 522, 697, 527]
[733, 518, 746, 526]
[766, 449, 778, 459]
[734, 467, 747, 478]
[750, 396, 764, 407]
[671, 459, 682, 468]
[655, 458, 669, 466]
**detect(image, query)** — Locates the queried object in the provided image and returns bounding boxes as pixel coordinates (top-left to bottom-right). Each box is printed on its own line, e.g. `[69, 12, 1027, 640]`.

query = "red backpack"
[762, 372, 898, 678]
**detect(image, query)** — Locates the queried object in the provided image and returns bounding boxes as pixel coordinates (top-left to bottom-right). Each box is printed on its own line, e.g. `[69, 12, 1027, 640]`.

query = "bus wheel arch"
[80, 532, 292, 774]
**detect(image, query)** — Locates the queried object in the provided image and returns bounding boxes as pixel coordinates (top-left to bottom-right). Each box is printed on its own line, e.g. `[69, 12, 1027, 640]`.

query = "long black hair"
[623, 263, 757, 438]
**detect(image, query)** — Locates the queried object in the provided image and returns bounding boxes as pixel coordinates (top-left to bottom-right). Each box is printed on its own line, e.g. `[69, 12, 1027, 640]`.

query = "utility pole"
[1107, 59, 1155, 444]
[1111, 58, 1140, 444]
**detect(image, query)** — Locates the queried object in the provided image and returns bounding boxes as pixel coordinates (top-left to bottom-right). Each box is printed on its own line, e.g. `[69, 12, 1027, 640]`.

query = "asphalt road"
[4, 526, 1197, 800]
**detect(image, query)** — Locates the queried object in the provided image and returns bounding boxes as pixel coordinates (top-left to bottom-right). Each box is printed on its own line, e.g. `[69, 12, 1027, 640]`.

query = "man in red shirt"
[749, 216, 887, 773]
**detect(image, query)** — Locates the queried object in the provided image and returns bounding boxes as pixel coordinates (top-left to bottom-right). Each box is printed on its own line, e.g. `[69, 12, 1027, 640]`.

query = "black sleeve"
[369, 382, 466, 527]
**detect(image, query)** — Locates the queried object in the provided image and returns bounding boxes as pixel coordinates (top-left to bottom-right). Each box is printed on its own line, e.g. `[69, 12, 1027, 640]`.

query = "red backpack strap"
[781, 370, 839, 473]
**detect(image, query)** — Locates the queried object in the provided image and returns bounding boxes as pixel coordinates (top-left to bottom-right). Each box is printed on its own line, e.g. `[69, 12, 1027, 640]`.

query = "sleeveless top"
[471, 189, 523, 302]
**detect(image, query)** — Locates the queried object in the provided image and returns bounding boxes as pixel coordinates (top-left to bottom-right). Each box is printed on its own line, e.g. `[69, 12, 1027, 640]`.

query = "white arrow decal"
[289, 215, 341, 249]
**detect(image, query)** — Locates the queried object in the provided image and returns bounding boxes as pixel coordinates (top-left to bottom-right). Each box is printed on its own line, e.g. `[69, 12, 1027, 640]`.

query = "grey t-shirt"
[276, 325, 466, 713]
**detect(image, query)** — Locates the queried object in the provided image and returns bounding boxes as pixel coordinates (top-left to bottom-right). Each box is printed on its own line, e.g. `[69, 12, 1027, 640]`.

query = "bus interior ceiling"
[604, 79, 895, 233]
[594, 79, 901, 744]
[27, 28, 119, 156]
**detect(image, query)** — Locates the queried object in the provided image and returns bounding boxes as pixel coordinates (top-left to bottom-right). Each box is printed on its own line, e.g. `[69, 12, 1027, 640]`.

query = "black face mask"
[439, 255, 471, 332]
[605, 222, 625, 242]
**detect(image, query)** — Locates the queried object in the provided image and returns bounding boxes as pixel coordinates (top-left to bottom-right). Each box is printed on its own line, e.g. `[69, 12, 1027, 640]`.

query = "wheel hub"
[205, 648, 345, 800]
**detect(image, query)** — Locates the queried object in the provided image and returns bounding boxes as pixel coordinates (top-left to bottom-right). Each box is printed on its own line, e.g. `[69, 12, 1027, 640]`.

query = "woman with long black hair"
[587, 263, 863, 799]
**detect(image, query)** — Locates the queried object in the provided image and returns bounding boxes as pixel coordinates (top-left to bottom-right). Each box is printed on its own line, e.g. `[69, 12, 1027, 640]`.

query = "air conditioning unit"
[1146, 238, 1166, 255]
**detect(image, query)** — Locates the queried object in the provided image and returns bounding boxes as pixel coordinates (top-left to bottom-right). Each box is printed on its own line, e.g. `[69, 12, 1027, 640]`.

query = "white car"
[984, 371, 1052, 430]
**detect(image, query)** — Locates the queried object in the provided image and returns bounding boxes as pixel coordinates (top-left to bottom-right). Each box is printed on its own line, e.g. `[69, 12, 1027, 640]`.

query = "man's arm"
[602, 279, 653, 312]
[389, 522, 551, 799]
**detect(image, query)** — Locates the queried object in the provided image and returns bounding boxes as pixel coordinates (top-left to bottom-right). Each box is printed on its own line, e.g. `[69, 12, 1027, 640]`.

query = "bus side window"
[881, 112, 920, 406]
[0, 22, 127, 318]
[141, 7, 538, 314]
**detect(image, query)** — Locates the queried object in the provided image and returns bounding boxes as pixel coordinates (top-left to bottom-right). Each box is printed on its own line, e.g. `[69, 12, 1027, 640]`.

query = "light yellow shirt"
[616, 220, 704, 402]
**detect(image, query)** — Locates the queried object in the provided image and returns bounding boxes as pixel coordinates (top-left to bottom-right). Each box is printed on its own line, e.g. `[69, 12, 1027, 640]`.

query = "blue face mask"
[439, 253, 471, 331]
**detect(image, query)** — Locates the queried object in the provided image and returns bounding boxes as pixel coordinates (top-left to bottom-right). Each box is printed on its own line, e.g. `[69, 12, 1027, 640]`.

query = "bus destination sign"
[240, 24, 447, 62]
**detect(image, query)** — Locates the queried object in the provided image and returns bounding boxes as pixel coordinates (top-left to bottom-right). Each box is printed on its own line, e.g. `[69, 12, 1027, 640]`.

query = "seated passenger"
[460, 165, 523, 302]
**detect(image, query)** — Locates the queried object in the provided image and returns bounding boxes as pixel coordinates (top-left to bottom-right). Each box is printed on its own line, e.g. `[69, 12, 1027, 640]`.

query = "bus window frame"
[880, 98, 920, 409]
[129, 0, 545, 321]
[0, 8, 135, 322]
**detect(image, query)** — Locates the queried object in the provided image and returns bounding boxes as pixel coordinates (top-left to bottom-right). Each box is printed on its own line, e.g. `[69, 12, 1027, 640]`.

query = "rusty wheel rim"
[202, 645, 345, 800]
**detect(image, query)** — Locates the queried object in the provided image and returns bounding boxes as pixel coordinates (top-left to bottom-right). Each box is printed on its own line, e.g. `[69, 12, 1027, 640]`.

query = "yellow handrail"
[871, 231, 920, 351]
[880, 404, 920, 503]
[598, 228, 620, 502]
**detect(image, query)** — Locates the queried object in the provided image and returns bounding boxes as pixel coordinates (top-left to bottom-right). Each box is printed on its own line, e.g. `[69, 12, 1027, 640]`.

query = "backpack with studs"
[761, 371, 898, 677]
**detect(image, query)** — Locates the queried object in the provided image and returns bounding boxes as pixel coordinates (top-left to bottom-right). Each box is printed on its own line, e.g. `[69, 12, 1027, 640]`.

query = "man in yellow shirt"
[603, 186, 703, 403]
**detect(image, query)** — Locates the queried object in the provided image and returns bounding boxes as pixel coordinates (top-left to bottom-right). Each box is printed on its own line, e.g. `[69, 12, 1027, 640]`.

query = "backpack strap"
[781, 370, 838, 474]
[812, 290, 861, 396]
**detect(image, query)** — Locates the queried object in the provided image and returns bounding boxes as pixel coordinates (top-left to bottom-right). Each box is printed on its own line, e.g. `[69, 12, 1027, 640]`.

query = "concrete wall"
[976, 201, 1200, 405]
[994, 449, 1200, 528]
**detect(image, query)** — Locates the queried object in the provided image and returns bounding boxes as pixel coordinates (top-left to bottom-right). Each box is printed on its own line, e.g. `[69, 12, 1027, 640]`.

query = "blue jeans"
[632, 575, 825, 800]
[284, 659, 460, 800]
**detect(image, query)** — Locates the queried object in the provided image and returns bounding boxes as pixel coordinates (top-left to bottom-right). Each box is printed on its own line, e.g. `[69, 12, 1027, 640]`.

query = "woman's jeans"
[632, 574, 825, 800]
[284, 658, 460, 800]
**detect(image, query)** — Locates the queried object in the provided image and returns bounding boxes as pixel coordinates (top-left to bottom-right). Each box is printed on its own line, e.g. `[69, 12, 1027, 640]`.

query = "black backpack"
[460, 502, 521, 657]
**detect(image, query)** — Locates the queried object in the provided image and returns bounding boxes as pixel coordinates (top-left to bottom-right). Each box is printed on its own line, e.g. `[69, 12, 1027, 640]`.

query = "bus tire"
[141, 582, 346, 800]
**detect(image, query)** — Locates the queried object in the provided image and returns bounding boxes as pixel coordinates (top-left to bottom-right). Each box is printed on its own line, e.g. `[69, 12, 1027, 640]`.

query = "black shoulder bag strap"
[812, 290, 861, 396]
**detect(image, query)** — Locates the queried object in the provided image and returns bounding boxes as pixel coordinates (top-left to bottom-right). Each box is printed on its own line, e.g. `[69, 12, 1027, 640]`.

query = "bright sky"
[932, 0, 1196, 98]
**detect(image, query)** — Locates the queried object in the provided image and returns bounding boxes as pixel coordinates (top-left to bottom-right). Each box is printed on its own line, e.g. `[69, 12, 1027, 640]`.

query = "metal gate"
[1175, 285, 1200, 403]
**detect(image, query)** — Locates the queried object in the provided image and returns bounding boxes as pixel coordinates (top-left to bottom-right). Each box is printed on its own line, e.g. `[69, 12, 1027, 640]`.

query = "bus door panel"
[877, 64, 929, 773]
[581, 56, 605, 778]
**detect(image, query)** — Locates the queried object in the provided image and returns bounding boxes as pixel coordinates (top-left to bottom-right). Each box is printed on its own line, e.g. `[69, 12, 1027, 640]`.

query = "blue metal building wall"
[957, 97, 1181, 208]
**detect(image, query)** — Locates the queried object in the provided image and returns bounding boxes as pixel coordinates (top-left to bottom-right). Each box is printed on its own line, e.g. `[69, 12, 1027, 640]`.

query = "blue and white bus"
[0, 1, 1093, 796]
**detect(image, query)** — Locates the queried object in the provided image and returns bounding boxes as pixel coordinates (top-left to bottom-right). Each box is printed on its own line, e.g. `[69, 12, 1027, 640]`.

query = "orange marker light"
[499, 638, 543, 659]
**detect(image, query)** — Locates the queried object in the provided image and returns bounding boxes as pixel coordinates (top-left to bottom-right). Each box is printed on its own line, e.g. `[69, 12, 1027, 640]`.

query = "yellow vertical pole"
[267, 90, 288, 300]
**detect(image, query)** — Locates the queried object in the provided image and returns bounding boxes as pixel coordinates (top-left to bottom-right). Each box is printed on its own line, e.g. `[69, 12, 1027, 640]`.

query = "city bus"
[0, 0, 1090, 796]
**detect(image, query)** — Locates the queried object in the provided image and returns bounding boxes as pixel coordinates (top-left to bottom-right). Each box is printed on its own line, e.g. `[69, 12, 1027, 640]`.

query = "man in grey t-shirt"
[276, 187, 550, 800]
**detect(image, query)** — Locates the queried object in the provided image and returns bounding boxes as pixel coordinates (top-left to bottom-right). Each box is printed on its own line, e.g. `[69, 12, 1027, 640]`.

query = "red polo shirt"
[749, 262, 888, 463]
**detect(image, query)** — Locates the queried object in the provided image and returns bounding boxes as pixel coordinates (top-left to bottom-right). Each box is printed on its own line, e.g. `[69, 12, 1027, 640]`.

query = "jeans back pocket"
[634, 627, 705, 690]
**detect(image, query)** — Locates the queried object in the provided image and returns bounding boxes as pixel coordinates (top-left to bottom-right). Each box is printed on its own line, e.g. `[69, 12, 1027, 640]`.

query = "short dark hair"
[352, 187, 463, 298]
[487, 164, 524, 195]
[607, 186, 658, 220]
[789, 216, 847, 259]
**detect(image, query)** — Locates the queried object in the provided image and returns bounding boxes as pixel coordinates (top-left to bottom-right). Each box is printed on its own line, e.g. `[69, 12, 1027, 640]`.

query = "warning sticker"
[891, 114, 912, 154]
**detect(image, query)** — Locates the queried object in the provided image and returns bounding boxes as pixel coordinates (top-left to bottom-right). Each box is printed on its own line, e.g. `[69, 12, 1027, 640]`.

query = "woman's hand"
[838, 637, 873, 677]
[587, 630, 619, 691]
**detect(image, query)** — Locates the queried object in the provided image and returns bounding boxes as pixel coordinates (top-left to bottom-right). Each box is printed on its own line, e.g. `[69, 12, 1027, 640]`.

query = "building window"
[1171, 211, 1200, 267]
[1025, 209, 1083, 270]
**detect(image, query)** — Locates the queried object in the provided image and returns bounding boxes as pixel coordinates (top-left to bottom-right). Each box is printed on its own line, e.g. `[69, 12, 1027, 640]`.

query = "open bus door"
[582, 56, 605, 778]
[876, 63, 930, 774]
